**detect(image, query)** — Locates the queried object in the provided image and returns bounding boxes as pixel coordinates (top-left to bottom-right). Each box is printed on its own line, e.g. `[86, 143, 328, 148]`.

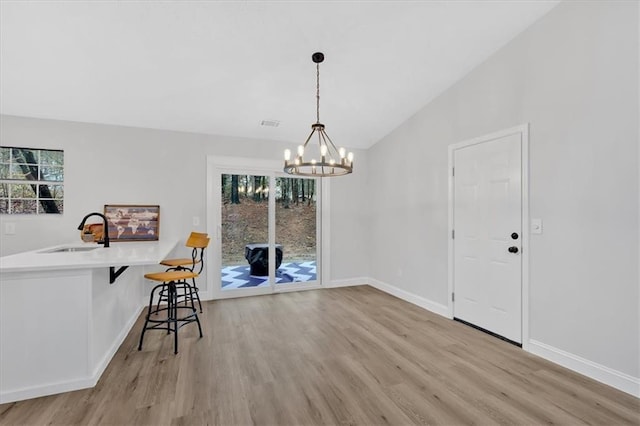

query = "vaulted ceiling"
[0, 1, 560, 149]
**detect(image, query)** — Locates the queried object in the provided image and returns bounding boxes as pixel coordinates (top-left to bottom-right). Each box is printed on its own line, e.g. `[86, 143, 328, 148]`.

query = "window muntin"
[0, 146, 64, 214]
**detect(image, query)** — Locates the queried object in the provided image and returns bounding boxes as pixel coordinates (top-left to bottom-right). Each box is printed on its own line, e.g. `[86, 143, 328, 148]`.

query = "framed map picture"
[104, 204, 160, 241]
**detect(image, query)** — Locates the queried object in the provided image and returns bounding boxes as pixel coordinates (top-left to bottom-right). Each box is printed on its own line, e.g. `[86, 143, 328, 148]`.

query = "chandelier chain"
[316, 63, 320, 123]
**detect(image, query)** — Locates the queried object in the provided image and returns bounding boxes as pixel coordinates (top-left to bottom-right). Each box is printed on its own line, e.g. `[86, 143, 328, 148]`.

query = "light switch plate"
[192, 216, 200, 226]
[531, 218, 542, 234]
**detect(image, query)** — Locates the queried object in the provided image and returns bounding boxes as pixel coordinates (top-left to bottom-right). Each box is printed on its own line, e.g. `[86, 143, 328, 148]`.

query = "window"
[0, 146, 64, 214]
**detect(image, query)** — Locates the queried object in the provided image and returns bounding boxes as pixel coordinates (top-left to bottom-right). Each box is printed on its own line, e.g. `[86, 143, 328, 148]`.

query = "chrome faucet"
[77, 212, 110, 247]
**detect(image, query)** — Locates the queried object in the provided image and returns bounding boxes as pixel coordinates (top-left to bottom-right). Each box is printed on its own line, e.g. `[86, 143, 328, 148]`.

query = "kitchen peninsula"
[0, 240, 177, 403]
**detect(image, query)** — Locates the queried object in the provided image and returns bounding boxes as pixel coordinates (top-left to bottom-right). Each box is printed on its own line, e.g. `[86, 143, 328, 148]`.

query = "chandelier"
[283, 52, 353, 177]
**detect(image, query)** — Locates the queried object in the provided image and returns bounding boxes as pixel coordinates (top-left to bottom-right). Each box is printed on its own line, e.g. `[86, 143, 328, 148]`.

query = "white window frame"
[0, 146, 64, 215]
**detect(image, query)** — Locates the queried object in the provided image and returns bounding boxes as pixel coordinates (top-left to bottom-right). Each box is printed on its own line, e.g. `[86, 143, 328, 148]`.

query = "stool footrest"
[145, 305, 199, 324]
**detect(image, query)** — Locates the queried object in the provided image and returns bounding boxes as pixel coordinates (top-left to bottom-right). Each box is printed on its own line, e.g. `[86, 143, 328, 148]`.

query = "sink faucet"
[77, 212, 110, 247]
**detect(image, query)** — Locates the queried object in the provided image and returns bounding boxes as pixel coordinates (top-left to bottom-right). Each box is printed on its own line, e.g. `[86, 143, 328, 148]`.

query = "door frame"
[205, 155, 328, 300]
[447, 124, 530, 350]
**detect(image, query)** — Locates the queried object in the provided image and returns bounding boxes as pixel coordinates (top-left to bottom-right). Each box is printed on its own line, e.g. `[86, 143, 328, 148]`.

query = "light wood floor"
[1, 286, 638, 425]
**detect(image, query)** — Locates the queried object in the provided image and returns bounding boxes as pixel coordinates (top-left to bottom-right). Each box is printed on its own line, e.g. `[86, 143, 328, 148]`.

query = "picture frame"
[103, 204, 160, 242]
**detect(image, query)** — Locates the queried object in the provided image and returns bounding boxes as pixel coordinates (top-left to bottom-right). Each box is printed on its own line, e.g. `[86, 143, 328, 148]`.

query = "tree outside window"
[0, 146, 64, 214]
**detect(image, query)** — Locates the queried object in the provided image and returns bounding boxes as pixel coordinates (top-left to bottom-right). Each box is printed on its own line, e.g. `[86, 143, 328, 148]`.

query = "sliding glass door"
[275, 177, 317, 286]
[220, 174, 271, 291]
[215, 169, 320, 298]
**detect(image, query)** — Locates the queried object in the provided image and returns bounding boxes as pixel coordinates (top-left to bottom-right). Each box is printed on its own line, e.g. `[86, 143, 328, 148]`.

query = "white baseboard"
[367, 278, 450, 318]
[200, 278, 366, 299]
[328, 277, 368, 288]
[0, 376, 97, 404]
[528, 339, 640, 398]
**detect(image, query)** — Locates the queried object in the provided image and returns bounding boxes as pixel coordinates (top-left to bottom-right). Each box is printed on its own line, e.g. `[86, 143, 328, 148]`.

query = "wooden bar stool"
[157, 232, 209, 313]
[138, 269, 203, 354]
[139, 234, 209, 354]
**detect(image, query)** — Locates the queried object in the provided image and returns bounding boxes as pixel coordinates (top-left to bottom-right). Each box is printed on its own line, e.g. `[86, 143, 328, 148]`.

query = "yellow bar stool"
[157, 232, 209, 313]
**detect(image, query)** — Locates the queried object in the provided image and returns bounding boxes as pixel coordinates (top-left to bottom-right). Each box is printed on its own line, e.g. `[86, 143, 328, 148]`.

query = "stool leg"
[166, 294, 171, 335]
[179, 280, 191, 307]
[139, 283, 160, 351]
[191, 277, 203, 313]
[170, 282, 179, 354]
[155, 283, 167, 315]
[185, 281, 204, 338]
[195, 307, 203, 339]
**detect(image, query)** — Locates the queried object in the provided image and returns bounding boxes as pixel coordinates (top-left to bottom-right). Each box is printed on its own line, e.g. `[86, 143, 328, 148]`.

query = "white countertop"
[0, 240, 178, 273]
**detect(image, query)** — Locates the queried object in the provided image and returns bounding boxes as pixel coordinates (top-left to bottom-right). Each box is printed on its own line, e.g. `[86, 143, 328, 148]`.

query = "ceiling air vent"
[261, 120, 280, 127]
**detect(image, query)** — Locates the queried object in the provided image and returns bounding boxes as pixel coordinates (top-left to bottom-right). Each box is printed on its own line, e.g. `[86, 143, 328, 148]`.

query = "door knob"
[511, 232, 519, 240]
[508, 246, 519, 254]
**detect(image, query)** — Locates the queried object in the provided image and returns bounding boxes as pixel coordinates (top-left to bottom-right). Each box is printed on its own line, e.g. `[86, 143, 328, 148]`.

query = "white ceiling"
[0, 0, 559, 150]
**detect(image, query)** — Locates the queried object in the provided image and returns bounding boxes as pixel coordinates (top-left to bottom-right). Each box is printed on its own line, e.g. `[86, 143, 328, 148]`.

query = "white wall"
[328, 151, 369, 282]
[368, 0, 639, 386]
[0, 115, 370, 290]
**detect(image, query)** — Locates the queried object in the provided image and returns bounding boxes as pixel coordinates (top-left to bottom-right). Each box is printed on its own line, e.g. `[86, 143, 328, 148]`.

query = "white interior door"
[453, 132, 522, 343]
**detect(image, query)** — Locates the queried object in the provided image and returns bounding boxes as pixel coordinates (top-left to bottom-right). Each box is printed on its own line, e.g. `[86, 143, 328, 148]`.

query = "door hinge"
[452, 292, 455, 302]
[452, 167, 455, 177]
[452, 229, 455, 239]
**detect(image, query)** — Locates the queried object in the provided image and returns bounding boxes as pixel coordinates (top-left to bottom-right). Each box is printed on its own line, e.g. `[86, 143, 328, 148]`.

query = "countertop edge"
[0, 240, 178, 273]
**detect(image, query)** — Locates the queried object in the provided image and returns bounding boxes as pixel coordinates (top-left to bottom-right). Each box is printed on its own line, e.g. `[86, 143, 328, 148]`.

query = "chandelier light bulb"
[297, 145, 305, 157]
[320, 144, 328, 157]
[284, 149, 291, 161]
[311, 158, 317, 165]
[339, 147, 346, 158]
[347, 152, 354, 163]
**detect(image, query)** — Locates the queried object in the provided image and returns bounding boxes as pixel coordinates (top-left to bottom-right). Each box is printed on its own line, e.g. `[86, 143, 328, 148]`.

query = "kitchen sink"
[42, 246, 100, 253]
